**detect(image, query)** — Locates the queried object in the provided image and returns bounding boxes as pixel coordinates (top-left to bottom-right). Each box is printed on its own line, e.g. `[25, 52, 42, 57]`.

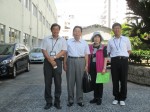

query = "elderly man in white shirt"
[107, 23, 131, 106]
[63, 26, 90, 107]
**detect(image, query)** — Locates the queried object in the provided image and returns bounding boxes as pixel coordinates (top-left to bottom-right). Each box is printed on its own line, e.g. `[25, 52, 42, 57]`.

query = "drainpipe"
[108, 0, 111, 28]
[20, 0, 24, 44]
[29, 0, 32, 50]
[36, 0, 39, 47]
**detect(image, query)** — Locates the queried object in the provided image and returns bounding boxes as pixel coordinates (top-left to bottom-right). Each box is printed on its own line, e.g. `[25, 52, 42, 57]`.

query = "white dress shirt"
[67, 38, 90, 57]
[41, 36, 67, 55]
[107, 36, 131, 57]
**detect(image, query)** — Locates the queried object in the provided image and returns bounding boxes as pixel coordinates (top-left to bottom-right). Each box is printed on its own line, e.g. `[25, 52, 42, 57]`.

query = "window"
[64, 22, 70, 29]
[25, 0, 29, 9]
[32, 3, 37, 17]
[23, 33, 30, 46]
[0, 24, 5, 43]
[39, 11, 42, 22]
[32, 36, 37, 47]
[46, 0, 48, 8]
[30, 48, 41, 53]
[28, 0, 31, 11]
[43, 16, 45, 25]
[24, 0, 31, 10]
[46, 20, 48, 28]
[48, 4, 51, 12]
[0, 44, 15, 55]
[48, 23, 50, 29]
[9, 28, 20, 43]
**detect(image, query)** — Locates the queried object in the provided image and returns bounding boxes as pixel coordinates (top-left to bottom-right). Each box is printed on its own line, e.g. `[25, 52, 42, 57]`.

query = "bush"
[129, 50, 150, 66]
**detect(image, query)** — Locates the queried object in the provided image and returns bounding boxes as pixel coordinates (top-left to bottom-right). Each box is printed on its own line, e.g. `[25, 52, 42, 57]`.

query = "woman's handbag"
[96, 72, 110, 83]
[82, 72, 93, 93]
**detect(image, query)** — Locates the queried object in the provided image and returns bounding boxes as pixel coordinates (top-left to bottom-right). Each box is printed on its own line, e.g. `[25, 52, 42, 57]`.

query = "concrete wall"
[128, 65, 150, 86]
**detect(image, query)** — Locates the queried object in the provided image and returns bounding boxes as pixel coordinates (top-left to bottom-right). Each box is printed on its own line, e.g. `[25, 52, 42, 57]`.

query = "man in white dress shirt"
[107, 23, 131, 106]
[64, 26, 90, 107]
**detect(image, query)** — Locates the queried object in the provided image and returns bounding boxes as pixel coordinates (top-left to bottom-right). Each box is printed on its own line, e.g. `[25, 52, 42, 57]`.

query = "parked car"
[0, 43, 30, 78]
[105, 46, 111, 69]
[29, 47, 44, 63]
[107, 56, 111, 69]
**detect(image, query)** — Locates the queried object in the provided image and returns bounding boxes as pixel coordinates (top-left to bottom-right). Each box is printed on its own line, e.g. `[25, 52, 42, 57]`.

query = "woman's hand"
[102, 68, 106, 74]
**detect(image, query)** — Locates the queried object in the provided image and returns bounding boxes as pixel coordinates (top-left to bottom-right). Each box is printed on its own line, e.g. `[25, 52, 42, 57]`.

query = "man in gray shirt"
[41, 23, 67, 110]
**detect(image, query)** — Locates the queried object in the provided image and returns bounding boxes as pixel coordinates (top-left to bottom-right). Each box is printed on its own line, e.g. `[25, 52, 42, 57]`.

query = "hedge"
[129, 50, 150, 66]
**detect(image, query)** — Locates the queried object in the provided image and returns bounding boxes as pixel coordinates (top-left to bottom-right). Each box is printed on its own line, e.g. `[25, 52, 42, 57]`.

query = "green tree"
[122, 23, 150, 50]
[126, 0, 150, 44]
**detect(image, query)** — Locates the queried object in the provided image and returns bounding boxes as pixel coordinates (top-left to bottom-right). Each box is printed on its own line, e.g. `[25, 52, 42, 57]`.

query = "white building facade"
[57, 13, 75, 40]
[101, 0, 127, 28]
[0, 0, 57, 49]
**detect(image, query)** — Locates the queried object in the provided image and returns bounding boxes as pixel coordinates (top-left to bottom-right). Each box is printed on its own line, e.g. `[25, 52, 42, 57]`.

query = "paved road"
[0, 64, 150, 112]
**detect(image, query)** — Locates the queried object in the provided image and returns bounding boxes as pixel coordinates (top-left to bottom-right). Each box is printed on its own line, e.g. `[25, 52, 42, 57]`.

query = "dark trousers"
[111, 57, 128, 101]
[43, 59, 62, 104]
[90, 62, 103, 99]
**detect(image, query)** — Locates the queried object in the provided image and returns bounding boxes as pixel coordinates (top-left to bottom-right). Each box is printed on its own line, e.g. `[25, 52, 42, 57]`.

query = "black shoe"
[44, 103, 52, 110]
[77, 102, 84, 107]
[97, 99, 102, 105]
[54, 103, 62, 109]
[67, 102, 73, 107]
[90, 98, 97, 103]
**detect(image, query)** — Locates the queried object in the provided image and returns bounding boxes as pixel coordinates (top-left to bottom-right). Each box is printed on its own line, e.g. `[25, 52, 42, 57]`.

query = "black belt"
[112, 56, 128, 60]
[68, 56, 84, 58]
[45, 57, 64, 61]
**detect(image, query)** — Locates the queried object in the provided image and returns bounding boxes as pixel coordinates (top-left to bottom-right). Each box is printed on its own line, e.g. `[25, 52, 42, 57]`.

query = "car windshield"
[30, 48, 41, 53]
[0, 44, 14, 55]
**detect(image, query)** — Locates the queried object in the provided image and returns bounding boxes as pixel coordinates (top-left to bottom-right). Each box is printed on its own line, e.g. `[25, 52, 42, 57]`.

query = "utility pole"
[108, 0, 111, 28]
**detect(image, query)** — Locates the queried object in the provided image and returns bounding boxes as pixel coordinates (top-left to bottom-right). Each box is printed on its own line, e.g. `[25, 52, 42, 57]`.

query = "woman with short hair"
[88, 32, 108, 105]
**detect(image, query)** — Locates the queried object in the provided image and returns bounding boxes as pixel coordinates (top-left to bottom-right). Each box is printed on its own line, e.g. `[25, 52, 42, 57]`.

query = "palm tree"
[126, 0, 150, 44]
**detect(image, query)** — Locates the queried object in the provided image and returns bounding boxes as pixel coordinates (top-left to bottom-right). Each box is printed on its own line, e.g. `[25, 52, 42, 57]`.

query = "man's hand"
[47, 56, 57, 68]
[85, 65, 88, 73]
[63, 63, 67, 71]
[47, 56, 54, 63]
[50, 60, 57, 68]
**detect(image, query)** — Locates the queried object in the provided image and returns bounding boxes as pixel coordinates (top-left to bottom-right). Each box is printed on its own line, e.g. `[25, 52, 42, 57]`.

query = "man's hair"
[73, 26, 82, 32]
[50, 23, 61, 31]
[112, 23, 122, 29]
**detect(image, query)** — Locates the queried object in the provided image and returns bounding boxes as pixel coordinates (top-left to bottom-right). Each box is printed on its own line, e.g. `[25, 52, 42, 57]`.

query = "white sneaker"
[112, 100, 118, 105]
[120, 101, 125, 106]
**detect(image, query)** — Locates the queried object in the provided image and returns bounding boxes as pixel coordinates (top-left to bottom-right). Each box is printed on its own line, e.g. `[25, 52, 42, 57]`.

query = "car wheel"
[11, 66, 17, 78]
[25, 62, 30, 72]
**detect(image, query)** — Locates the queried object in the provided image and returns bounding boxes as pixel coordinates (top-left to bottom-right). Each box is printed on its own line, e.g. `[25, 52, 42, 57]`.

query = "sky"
[54, 0, 105, 26]
[54, 0, 127, 40]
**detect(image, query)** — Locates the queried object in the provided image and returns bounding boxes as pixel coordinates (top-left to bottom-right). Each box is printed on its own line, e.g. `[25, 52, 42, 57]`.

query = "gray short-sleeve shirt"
[41, 36, 67, 55]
